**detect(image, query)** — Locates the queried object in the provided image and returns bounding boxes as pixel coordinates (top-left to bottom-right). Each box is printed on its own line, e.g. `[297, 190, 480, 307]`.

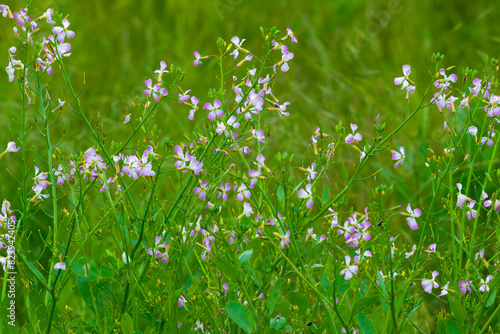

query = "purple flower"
[54, 254, 66, 270]
[458, 280, 472, 294]
[5, 141, 20, 153]
[479, 275, 493, 292]
[422, 271, 439, 294]
[394, 65, 412, 89]
[193, 51, 203, 66]
[230, 36, 246, 59]
[178, 295, 187, 308]
[218, 183, 231, 201]
[144, 79, 168, 102]
[0, 5, 11, 18]
[235, 183, 251, 201]
[282, 27, 298, 43]
[391, 146, 405, 168]
[188, 96, 200, 120]
[405, 203, 421, 230]
[340, 256, 358, 280]
[251, 129, 265, 143]
[203, 100, 223, 120]
[193, 181, 209, 200]
[178, 89, 191, 103]
[13, 8, 30, 26]
[52, 19, 75, 43]
[435, 68, 457, 90]
[242, 202, 253, 217]
[280, 230, 290, 249]
[298, 184, 313, 209]
[345, 123, 362, 144]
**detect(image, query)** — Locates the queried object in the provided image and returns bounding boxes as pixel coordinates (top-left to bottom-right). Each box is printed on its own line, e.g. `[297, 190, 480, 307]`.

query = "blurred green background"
[1, 0, 500, 330]
[1, 0, 499, 203]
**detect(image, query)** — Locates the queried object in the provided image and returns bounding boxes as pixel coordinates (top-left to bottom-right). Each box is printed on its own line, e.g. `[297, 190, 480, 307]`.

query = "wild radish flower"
[479, 275, 493, 292]
[475, 249, 485, 260]
[345, 123, 362, 144]
[282, 27, 298, 43]
[144, 79, 167, 102]
[13, 8, 30, 26]
[254, 154, 270, 173]
[250, 129, 265, 143]
[52, 19, 75, 43]
[481, 192, 492, 208]
[38, 8, 55, 24]
[425, 243, 437, 253]
[301, 163, 317, 182]
[122, 252, 131, 264]
[465, 200, 477, 220]
[279, 230, 290, 249]
[480, 131, 495, 146]
[275, 46, 294, 72]
[470, 78, 491, 97]
[405, 245, 416, 259]
[456, 183, 469, 208]
[203, 100, 223, 120]
[391, 146, 405, 168]
[235, 183, 251, 201]
[435, 68, 457, 90]
[422, 271, 439, 294]
[188, 157, 203, 176]
[353, 249, 372, 264]
[178, 295, 187, 308]
[394, 65, 412, 90]
[123, 114, 131, 124]
[178, 89, 191, 103]
[154, 61, 169, 83]
[242, 202, 253, 217]
[404, 203, 421, 230]
[0, 5, 12, 18]
[193, 181, 209, 200]
[174, 145, 191, 170]
[218, 183, 231, 201]
[230, 36, 247, 59]
[33, 166, 49, 190]
[248, 167, 262, 188]
[485, 94, 500, 117]
[340, 256, 358, 280]
[53, 164, 68, 185]
[54, 254, 66, 270]
[269, 102, 291, 117]
[187, 96, 200, 120]
[193, 51, 204, 66]
[298, 184, 314, 209]
[2, 141, 20, 155]
[437, 282, 450, 297]
[458, 280, 472, 294]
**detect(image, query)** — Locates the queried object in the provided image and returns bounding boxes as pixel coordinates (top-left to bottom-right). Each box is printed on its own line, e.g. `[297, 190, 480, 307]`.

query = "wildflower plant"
[1, 3, 500, 334]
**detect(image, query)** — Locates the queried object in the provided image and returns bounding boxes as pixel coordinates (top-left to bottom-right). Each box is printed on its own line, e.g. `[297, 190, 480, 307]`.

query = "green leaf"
[448, 295, 467, 320]
[226, 301, 256, 333]
[287, 291, 309, 316]
[322, 185, 330, 204]
[376, 271, 387, 297]
[267, 281, 281, 315]
[238, 250, 254, 267]
[244, 264, 262, 288]
[121, 313, 134, 334]
[76, 275, 95, 312]
[357, 313, 377, 334]
[341, 162, 348, 182]
[486, 289, 496, 308]
[277, 186, 285, 205]
[17, 251, 49, 291]
[350, 296, 378, 322]
[217, 257, 238, 281]
[91, 241, 105, 267]
[370, 306, 386, 333]
[270, 316, 287, 330]
[445, 319, 463, 334]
